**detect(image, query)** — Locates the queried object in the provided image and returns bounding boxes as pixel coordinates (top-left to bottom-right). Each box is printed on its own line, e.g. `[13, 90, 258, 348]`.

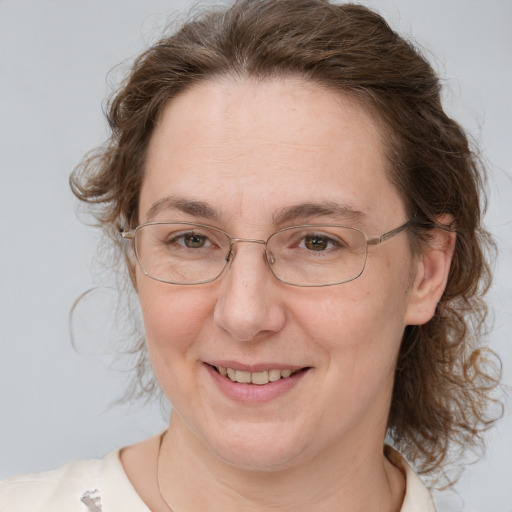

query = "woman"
[0, 1, 502, 510]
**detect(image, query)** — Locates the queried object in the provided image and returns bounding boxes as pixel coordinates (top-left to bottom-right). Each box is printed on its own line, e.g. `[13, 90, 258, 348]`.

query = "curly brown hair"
[70, 0, 501, 480]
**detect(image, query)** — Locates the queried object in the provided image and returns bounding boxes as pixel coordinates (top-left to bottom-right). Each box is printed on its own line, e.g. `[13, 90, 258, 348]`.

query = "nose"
[213, 242, 286, 342]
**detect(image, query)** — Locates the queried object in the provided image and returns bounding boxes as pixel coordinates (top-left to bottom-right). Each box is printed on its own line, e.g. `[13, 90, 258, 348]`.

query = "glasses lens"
[267, 225, 368, 286]
[134, 223, 230, 284]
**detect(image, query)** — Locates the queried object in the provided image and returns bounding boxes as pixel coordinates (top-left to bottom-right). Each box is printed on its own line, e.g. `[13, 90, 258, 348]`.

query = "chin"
[200, 423, 311, 473]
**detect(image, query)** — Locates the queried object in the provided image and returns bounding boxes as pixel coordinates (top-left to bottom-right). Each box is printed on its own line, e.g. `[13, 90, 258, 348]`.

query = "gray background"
[0, 1, 511, 510]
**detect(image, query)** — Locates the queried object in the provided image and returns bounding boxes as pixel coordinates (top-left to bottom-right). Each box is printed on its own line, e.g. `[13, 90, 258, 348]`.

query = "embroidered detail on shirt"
[80, 489, 102, 512]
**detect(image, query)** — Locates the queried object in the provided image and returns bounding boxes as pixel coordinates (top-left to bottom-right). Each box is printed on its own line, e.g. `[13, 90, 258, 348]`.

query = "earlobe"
[404, 222, 456, 326]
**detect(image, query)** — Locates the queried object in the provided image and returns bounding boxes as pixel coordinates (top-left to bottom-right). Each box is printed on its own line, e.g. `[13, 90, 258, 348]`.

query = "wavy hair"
[70, 0, 501, 480]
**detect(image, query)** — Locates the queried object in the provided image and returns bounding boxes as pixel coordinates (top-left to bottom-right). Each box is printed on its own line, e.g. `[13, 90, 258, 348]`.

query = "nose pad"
[225, 248, 234, 263]
[266, 250, 276, 266]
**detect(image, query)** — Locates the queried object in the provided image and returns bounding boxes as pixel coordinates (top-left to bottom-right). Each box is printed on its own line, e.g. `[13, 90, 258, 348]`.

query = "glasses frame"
[121, 219, 414, 287]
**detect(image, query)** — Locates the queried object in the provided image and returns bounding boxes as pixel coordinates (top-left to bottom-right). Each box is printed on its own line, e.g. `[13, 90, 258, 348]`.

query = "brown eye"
[304, 235, 330, 251]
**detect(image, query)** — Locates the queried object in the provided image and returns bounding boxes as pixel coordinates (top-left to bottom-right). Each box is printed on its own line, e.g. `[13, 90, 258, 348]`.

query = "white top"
[0, 448, 436, 511]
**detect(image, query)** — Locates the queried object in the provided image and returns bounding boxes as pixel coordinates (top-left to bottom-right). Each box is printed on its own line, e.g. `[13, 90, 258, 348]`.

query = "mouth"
[208, 364, 307, 385]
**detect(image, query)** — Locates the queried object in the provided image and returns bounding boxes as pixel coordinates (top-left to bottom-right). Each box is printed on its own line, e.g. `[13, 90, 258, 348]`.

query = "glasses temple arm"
[366, 220, 413, 246]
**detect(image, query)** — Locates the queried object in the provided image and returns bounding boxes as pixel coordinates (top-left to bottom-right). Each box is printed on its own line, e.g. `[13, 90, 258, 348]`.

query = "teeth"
[216, 366, 299, 385]
[251, 371, 269, 385]
[235, 370, 252, 384]
[269, 369, 281, 382]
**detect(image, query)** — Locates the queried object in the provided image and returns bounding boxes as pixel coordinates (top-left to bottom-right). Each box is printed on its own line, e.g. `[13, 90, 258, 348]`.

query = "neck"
[157, 412, 404, 512]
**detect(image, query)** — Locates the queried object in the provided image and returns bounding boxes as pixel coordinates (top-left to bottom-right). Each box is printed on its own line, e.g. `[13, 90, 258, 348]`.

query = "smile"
[213, 366, 302, 385]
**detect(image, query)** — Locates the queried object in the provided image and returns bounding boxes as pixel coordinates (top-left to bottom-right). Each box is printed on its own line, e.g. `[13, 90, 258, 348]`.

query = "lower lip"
[205, 364, 309, 404]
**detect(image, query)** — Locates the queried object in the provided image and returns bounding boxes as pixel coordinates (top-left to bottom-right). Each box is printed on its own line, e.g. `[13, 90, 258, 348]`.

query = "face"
[136, 78, 420, 471]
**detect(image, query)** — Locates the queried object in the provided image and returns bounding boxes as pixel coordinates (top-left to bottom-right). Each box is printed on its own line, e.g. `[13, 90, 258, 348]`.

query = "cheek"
[283, 286, 408, 442]
[137, 278, 214, 361]
[298, 283, 408, 346]
[295, 271, 411, 379]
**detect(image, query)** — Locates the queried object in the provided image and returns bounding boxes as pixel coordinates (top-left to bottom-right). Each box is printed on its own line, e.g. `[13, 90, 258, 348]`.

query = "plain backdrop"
[0, 1, 511, 511]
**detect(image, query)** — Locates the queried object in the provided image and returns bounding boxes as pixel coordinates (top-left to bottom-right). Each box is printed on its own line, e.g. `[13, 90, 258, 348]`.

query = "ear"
[404, 218, 456, 326]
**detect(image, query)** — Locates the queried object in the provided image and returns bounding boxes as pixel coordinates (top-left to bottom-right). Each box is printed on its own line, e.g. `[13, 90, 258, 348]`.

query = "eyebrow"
[272, 202, 367, 226]
[145, 196, 366, 226]
[145, 196, 220, 222]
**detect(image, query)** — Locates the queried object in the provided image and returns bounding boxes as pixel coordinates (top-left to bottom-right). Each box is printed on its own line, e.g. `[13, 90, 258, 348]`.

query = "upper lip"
[205, 361, 307, 372]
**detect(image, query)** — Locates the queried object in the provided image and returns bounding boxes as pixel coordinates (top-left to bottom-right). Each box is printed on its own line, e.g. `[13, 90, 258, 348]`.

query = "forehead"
[140, 77, 405, 228]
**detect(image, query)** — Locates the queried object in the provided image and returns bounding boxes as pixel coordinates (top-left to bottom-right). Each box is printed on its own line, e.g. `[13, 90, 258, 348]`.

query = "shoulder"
[0, 449, 149, 512]
[0, 455, 102, 512]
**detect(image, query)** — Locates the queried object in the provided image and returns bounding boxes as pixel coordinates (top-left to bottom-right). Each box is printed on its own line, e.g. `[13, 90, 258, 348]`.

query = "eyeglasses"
[121, 220, 413, 287]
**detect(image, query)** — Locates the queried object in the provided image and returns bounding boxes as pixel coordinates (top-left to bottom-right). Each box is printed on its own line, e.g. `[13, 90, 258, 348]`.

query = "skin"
[120, 77, 454, 512]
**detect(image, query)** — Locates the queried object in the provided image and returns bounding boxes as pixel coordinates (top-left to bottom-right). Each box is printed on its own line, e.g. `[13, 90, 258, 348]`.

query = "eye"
[303, 234, 333, 251]
[170, 231, 213, 249]
[300, 233, 342, 252]
[181, 233, 209, 248]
